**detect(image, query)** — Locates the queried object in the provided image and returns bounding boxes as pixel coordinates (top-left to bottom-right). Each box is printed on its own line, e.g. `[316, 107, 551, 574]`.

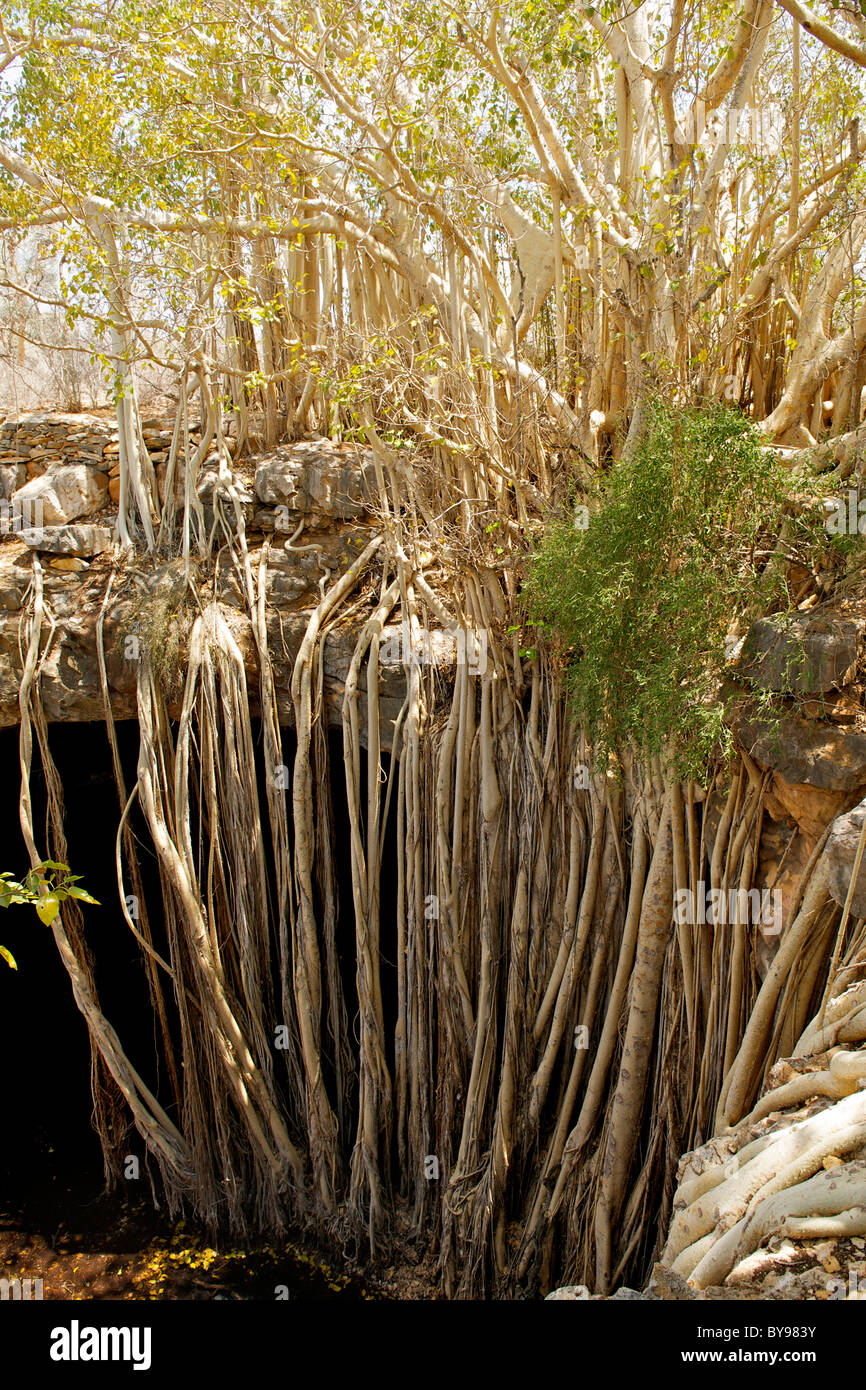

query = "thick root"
[689, 1160, 866, 1289]
[663, 1088, 866, 1265]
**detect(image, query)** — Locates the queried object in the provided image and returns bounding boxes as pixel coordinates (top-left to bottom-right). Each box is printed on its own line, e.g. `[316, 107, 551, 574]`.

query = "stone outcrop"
[253, 439, 377, 522]
[12, 464, 108, 525]
[826, 796, 866, 919]
[0, 414, 414, 747]
[732, 609, 866, 822]
[18, 524, 112, 557]
[735, 711, 866, 794]
[739, 613, 862, 695]
[728, 614, 866, 974]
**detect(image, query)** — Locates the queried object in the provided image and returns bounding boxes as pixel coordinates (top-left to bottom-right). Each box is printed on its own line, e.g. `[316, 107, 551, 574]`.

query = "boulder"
[48, 556, 89, 572]
[736, 712, 866, 792]
[764, 774, 848, 843]
[11, 465, 108, 525]
[254, 441, 375, 522]
[0, 464, 26, 499]
[739, 614, 861, 695]
[17, 524, 112, 558]
[826, 797, 866, 920]
[0, 557, 29, 611]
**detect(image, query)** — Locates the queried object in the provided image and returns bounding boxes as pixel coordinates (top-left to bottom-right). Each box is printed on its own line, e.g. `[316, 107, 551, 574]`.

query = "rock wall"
[0, 413, 413, 745]
[5, 414, 866, 860]
[5, 414, 866, 883]
[725, 613, 866, 973]
[0, 412, 206, 508]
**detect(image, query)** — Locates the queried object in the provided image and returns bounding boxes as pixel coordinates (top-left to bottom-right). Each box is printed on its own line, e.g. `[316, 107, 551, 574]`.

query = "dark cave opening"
[0, 716, 400, 1214]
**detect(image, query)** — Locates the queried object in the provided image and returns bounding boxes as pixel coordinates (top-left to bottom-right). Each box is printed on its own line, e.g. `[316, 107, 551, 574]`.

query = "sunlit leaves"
[0, 860, 98, 967]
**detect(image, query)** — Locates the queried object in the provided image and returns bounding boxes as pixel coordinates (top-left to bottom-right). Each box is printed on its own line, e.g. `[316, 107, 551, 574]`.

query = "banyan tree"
[2, 0, 866, 1297]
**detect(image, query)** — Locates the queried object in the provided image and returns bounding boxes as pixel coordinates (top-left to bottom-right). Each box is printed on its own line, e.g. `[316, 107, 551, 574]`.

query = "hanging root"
[19, 557, 192, 1198]
[134, 604, 305, 1229]
[23, 374, 866, 1294]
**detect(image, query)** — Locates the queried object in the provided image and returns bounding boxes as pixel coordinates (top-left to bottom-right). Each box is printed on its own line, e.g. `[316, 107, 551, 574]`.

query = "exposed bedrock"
[0, 415, 423, 748]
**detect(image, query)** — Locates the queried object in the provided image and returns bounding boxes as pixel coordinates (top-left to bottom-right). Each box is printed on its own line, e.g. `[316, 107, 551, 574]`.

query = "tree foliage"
[525, 401, 837, 773]
[0, 860, 98, 968]
[0, 0, 863, 541]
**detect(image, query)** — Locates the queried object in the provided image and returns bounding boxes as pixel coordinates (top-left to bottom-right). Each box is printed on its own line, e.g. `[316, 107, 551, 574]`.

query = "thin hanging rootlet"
[16, 536, 858, 1297]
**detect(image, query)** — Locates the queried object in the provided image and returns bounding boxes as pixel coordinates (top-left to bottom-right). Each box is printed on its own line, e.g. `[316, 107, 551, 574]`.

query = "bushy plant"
[524, 402, 828, 777]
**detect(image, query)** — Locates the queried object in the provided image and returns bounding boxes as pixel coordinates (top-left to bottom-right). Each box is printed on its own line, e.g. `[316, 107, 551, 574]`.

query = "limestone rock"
[254, 441, 375, 522]
[739, 614, 861, 694]
[48, 556, 89, 572]
[0, 556, 30, 611]
[826, 797, 866, 920]
[544, 1281, 653, 1301]
[736, 712, 866, 793]
[763, 774, 847, 843]
[648, 1265, 696, 1300]
[0, 464, 26, 499]
[18, 524, 112, 557]
[12, 465, 108, 525]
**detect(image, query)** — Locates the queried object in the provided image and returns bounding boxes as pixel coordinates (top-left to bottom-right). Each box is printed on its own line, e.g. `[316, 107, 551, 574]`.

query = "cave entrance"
[0, 717, 400, 1212]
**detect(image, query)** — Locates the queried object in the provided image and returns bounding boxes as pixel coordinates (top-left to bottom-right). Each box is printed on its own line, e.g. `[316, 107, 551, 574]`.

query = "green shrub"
[524, 402, 824, 777]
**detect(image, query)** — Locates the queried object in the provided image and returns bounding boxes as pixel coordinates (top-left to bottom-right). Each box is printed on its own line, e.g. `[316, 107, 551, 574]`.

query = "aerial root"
[663, 1082, 866, 1285]
[688, 1161, 866, 1289]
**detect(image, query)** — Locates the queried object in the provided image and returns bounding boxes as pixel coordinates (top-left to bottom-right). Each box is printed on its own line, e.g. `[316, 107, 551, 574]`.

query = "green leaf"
[64, 886, 100, 904]
[34, 894, 61, 926]
[0, 945, 17, 970]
